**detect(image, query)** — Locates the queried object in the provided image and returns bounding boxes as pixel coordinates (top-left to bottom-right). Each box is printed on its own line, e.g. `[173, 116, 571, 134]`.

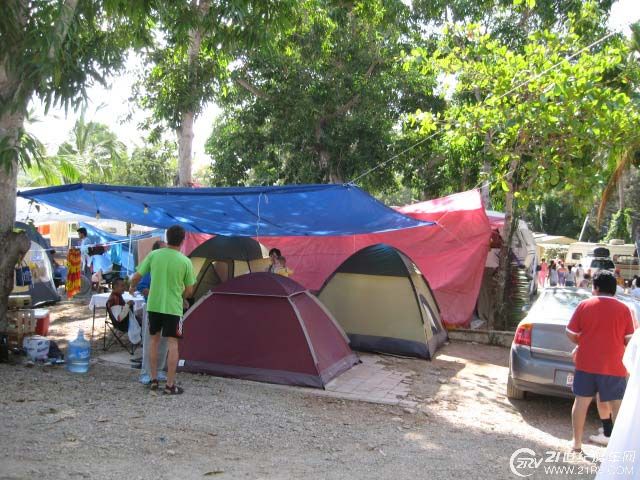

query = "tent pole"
[128, 229, 133, 276]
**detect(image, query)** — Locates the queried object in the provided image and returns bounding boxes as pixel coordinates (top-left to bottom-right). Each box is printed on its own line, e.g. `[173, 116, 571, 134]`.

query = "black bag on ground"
[47, 340, 64, 360]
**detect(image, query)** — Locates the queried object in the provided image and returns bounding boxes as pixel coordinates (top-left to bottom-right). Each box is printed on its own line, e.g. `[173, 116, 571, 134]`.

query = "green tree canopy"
[407, 2, 640, 326]
[135, 0, 295, 185]
[205, 0, 441, 192]
[116, 140, 178, 187]
[523, 194, 586, 238]
[604, 208, 633, 243]
[410, 6, 640, 211]
[0, 0, 154, 329]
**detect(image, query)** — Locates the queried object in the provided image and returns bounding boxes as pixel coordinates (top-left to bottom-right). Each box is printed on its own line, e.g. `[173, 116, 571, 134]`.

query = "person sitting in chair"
[106, 278, 136, 332]
[274, 256, 293, 277]
[266, 248, 281, 273]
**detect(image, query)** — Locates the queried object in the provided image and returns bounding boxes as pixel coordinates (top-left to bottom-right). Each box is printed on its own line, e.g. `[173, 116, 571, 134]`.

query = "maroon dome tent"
[179, 273, 359, 388]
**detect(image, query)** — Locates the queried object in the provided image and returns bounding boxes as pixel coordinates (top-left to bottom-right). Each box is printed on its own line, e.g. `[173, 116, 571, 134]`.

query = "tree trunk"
[1, 4, 32, 327]
[491, 155, 520, 331]
[491, 187, 516, 331]
[0, 108, 31, 331]
[48, 0, 80, 60]
[177, 0, 210, 187]
[329, 170, 343, 184]
[0, 0, 80, 329]
[473, 87, 492, 207]
[177, 112, 194, 186]
[314, 119, 331, 183]
[480, 158, 491, 207]
[618, 170, 625, 211]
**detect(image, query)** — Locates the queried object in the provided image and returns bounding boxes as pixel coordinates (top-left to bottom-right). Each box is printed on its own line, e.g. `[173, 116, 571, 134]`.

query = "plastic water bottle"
[66, 328, 90, 373]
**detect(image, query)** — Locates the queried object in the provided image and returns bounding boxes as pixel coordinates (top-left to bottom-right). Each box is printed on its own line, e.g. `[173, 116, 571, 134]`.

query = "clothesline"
[76, 234, 161, 250]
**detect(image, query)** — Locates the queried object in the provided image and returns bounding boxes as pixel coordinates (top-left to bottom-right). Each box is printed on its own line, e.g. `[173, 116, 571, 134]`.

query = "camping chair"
[104, 303, 139, 355]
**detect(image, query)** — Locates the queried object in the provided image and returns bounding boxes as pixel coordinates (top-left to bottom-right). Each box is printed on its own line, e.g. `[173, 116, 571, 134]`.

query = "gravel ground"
[0, 301, 607, 480]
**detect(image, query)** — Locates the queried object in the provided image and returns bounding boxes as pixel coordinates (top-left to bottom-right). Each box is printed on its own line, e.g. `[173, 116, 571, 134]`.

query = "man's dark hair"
[269, 248, 281, 257]
[77, 227, 87, 237]
[152, 240, 164, 251]
[112, 277, 125, 287]
[593, 270, 617, 295]
[166, 225, 186, 247]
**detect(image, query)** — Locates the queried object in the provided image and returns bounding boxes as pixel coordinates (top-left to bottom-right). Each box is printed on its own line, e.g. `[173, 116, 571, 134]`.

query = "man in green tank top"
[130, 225, 196, 395]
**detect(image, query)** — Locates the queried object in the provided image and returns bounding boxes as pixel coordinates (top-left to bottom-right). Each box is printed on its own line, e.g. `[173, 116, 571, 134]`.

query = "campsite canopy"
[18, 183, 430, 236]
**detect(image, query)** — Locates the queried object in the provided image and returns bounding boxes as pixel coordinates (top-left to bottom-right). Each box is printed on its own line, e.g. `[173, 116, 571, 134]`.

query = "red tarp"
[181, 190, 491, 328]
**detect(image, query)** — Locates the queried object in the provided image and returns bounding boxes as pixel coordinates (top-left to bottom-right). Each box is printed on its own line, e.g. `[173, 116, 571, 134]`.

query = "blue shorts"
[572, 370, 627, 401]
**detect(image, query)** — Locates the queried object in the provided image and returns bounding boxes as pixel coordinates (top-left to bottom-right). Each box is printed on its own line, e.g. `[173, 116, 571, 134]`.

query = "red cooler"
[34, 309, 50, 336]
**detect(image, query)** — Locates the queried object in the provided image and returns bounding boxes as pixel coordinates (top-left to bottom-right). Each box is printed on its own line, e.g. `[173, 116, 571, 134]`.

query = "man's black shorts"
[572, 370, 627, 401]
[148, 311, 183, 338]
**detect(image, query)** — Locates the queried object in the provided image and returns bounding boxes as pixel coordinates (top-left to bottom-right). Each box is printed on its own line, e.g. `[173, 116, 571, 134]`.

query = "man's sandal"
[163, 384, 184, 395]
[572, 448, 598, 464]
[149, 379, 160, 391]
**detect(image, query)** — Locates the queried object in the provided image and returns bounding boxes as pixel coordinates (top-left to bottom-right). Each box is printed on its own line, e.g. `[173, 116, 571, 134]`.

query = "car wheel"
[507, 376, 526, 400]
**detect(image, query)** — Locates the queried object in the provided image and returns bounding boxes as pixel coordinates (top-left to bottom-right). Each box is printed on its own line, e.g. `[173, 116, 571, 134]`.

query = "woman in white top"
[575, 264, 585, 286]
[565, 265, 577, 287]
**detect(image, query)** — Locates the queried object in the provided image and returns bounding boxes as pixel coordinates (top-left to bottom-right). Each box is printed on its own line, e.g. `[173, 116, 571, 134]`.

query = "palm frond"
[58, 156, 81, 182]
[0, 127, 46, 173]
[597, 147, 637, 226]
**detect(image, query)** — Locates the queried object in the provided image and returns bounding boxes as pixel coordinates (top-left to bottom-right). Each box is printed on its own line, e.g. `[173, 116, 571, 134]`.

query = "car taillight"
[514, 323, 532, 347]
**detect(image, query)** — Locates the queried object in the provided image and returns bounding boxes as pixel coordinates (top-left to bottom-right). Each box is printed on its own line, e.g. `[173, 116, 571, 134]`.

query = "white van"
[616, 255, 640, 281]
[565, 240, 636, 267]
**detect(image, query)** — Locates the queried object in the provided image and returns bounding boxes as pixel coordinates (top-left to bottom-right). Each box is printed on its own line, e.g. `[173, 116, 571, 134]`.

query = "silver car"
[507, 287, 639, 400]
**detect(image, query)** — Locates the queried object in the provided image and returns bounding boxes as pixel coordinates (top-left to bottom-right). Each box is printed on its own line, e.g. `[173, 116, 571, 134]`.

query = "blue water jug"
[66, 328, 90, 373]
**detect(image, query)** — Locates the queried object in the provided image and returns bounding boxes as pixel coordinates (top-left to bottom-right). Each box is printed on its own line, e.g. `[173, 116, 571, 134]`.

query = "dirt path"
[0, 302, 606, 479]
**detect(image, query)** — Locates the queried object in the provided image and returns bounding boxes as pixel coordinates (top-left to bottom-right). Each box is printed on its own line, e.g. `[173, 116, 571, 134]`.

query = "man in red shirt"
[566, 270, 635, 453]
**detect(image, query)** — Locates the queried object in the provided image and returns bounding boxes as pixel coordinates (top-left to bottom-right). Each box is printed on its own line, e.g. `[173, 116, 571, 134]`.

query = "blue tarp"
[18, 184, 431, 236]
[79, 222, 162, 276]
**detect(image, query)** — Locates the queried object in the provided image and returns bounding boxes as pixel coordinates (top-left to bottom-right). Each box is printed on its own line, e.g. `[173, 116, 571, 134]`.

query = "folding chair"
[104, 304, 138, 355]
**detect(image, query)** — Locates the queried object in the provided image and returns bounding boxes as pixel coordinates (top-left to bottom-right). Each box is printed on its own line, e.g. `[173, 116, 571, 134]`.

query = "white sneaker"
[598, 427, 603, 434]
[589, 433, 610, 446]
